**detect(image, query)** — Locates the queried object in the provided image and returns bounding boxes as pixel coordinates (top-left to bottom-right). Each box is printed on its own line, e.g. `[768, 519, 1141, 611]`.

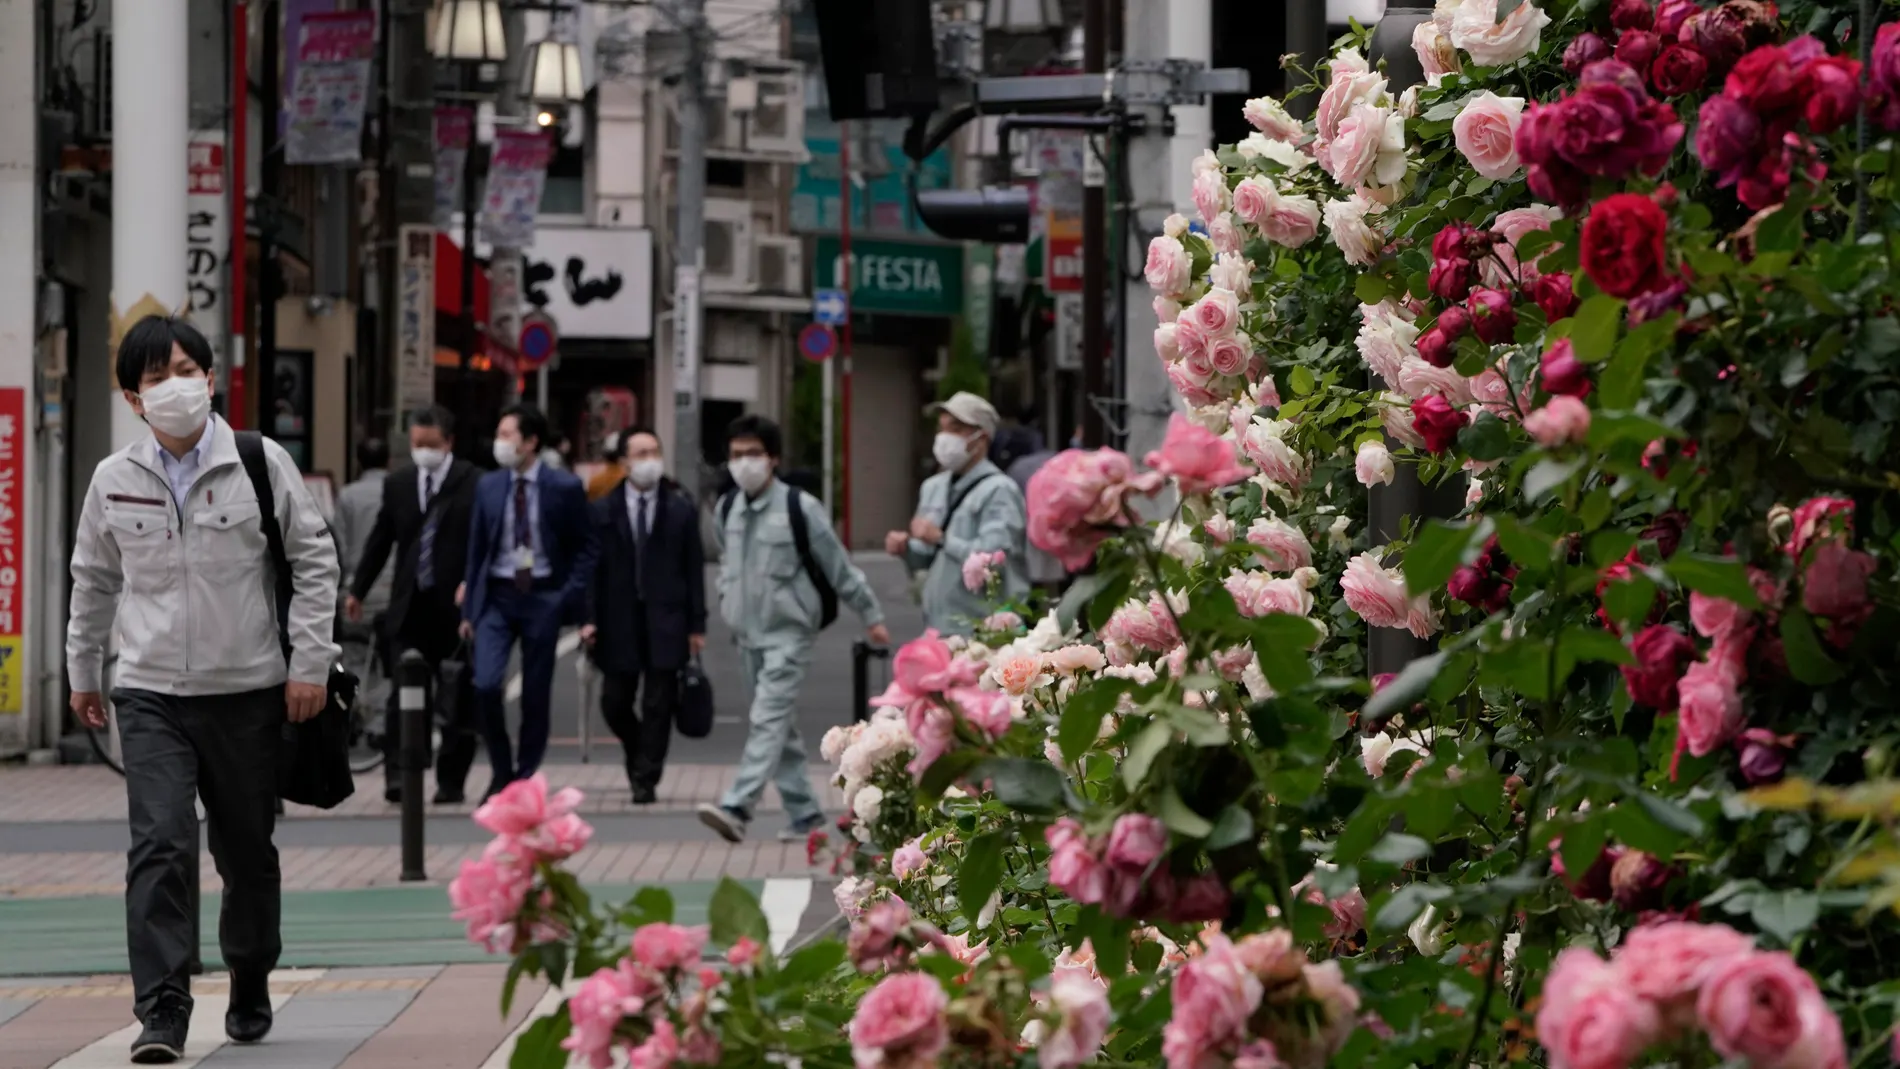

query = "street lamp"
[521, 37, 585, 105]
[432, 0, 507, 62]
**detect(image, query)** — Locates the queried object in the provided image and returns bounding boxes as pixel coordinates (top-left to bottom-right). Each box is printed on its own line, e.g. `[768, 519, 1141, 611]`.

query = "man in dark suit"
[346, 406, 482, 803]
[581, 429, 706, 804]
[462, 404, 597, 795]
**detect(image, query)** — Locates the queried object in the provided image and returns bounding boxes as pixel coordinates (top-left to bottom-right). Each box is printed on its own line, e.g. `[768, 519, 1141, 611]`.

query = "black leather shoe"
[432, 788, 466, 805]
[383, 785, 402, 804]
[226, 973, 272, 1044]
[131, 1005, 189, 1063]
[631, 785, 657, 805]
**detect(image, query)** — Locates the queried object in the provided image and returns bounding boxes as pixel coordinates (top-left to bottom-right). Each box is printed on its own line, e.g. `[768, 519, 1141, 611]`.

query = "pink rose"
[849, 972, 950, 1069]
[1536, 947, 1664, 1069]
[727, 935, 764, 968]
[948, 686, 1014, 740]
[1047, 818, 1109, 905]
[1231, 176, 1273, 226]
[848, 898, 914, 972]
[1153, 295, 1182, 323]
[1540, 338, 1591, 397]
[1454, 91, 1526, 179]
[1246, 517, 1314, 571]
[628, 1019, 679, 1069]
[522, 811, 594, 861]
[1612, 921, 1755, 1031]
[877, 629, 979, 710]
[1466, 287, 1518, 345]
[1162, 935, 1265, 1069]
[1325, 195, 1385, 266]
[1173, 316, 1209, 360]
[1205, 336, 1248, 378]
[1526, 396, 1592, 447]
[1259, 189, 1324, 249]
[474, 772, 584, 838]
[1449, 0, 1552, 65]
[1224, 570, 1318, 620]
[1343, 552, 1438, 637]
[1243, 95, 1303, 139]
[1238, 421, 1309, 490]
[1040, 974, 1111, 1069]
[1802, 540, 1877, 621]
[631, 922, 709, 972]
[1106, 813, 1168, 871]
[1207, 212, 1243, 255]
[1027, 449, 1166, 571]
[1788, 496, 1855, 560]
[1189, 288, 1241, 338]
[1048, 644, 1107, 674]
[991, 650, 1048, 697]
[563, 962, 651, 1069]
[1414, 19, 1460, 78]
[892, 838, 928, 880]
[1677, 656, 1745, 758]
[1621, 624, 1699, 709]
[1316, 65, 1384, 145]
[1489, 205, 1561, 286]
[447, 856, 532, 953]
[1145, 413, 1252, 495]
[1355, 439, 1396, 487]
[983, 610, 1023, 632]
[1697, 952, 1846, 1069]
[1192, 169, 1230, 224]
[1144, 235, 1193, 296]
[1153, 324, 1181, 365]
[961, 549, 1006, 593]
[1326, 103, 1390, 187]
[1295, 960, 1363, 1061]
[1689, 590, 1751, 639]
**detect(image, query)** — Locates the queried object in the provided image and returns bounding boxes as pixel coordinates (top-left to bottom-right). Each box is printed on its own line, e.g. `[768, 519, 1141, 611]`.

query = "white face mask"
[411, 447, 448, 471]
[729, 456, 772, 495]
[140, 376, 212, 438]
[493, 438, 521, 470]
[933, 431, 974, 471]
[628, 458, 664, 489]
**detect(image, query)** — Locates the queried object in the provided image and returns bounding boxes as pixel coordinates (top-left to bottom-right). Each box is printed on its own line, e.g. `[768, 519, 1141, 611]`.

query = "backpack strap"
[718, 488, 738, 528]
[941, 471, 1006, 535]
[783, 486, 839, 629]
[234, 431, 294, 660]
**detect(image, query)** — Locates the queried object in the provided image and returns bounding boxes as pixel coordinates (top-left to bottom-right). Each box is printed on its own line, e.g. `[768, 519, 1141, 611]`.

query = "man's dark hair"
[116, 315, 214, 393]
[408, 405, 456, 438]
[357, 437, 390, 471]
[501, 403, 550, 452]
[726, 414, 782, 458]
[622, 425, 662, 450]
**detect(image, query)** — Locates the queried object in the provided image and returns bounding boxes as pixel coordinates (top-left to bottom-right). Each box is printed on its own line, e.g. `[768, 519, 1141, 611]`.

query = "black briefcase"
[437, 643, 474, 734]
[278, 660, 360, 809]
[677, 657, 715, 738]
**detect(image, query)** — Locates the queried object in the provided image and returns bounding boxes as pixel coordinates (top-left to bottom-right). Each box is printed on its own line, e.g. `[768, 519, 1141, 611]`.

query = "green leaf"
[1587, 412, 1678, 450]
[1605, 801, 1685, 856]
[1367, 832, 1432, 865]
[1599, 341, 1652, 410]
[919, 748, 986, 799]
[959, 833, 1008, 924]
[1206, 805, 1256, 851]
[1362, 652, 1447, 724]
[1058, 679, 1137, 764]
[1457, 411, 1512, 462]
[1667, 555, 1762, 609]
[710, 877, 770, 948]
[1158, 787, 1215, 838]
[777, 940, 847, 985]
[1569, 294, 1624, 362]
[1373, 882, 1450, 931]
[1512, 228, 1557, 266]
[509, 1008, 572, 1069]
[1559, 812, 1608, 882]
[1123, 720, 1171, 789]
[1290, 366, 1317, 396]
[625, 886, 675, 926]
[1561, 626, 1636, 667]
[1354, 273, 1390, 305]
[500, 956, 529, 1017]
[1404, 520, 1483, 596]
[1250, 623, 1317, 692]
[1635, 790, 1706, 839]
[1589, 530, 1639, 567]
[1524, 458, 1585, 500]
[1057, 572, 1112, 630]
[1779, 610, 1846, 686]
[975, 757, 1067, 814]
[1754, 201, 1805, 254]
[1602, 575, 1658, 631]
[1492, 515, 1555, 570]
[1749, 890, 1821, 945]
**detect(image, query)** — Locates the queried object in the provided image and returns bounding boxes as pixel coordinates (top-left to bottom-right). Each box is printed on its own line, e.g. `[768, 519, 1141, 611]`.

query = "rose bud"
[1539, 338, 1592, 398]
[1447, 565, 1493, 607]
[1639, 510, 1688, 559]
[1609, 849, 1674, 911]
[1649, 44, 1709, 95]
[1564, 31, 1615, 76]
[1680, 8, 1747, 71]
[1616, 29, 1662, 74]
[1418, 325, 1458, 369]
[1410, 394, 1470, 454]
[1736, 728, 1793, 786]
[1655, 0, 1697, 37]
[1436, 303, 1473, 340]
[1532, 272, 1580, 322]
[1466, 288, 1518, 345]
[1551, 840, 1622, 902]
[1611, 0, 1656, 30]
[1429, 257, 1477, 302]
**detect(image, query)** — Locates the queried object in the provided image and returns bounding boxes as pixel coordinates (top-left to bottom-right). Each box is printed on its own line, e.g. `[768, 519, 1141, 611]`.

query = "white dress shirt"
[491, 460, 553, 580]
[154, 418, 218, 507]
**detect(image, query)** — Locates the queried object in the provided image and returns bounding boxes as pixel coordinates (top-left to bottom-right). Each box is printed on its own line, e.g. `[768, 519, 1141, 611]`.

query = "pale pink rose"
[1238, 420, 1309, 490]
[563, 963, 648, 1069]
[1243, 95, 1303, 140]
[1189, 288, 1242, 338]
[1356, 307, 1421, 387]
[961, 549, 1006, 593]
[1414, 19, 1461, 78]
[1027, 449, 1167, 571]
[1677, 657, 1745, 757]
[904, 703, 956, 777]
[1231, 176, 1274, 227]
[1193, 169, 1230, 225]
[1224, 569, 1317, 619]
[1165, 366, 1215, 410]
[1207, 212, 1244, 255]
[1315, 65, 1385, 146]
[1259, 189, 1324, 249]
[1612, 921, 1754, 1031]
[1487, 205, 1562, 286]
[1300, 960, 1364, 1058]
[1300, 881, 1368, 939]
[983, 610, 1024, 632]
[949, 685, 1015, 740]
[1697, 952, 1846, 1069]
[1382, 395, 1428, 448]
[849, 972, 950, 1069]
[1206, 337, 1250, 377]
[631, 922, 709, 972]
[1048, 644, 1107, 674]
[992, 650, 1050, 697]
[474, 772, 584, 838]
[1208, 252, 1254, 294]
[1101, 596, 1182, 654]
[1145, 413, 1253, 495]
[1342, 552, 1414, 630]
[1204, 514, 1237, 544]
[1144, 235, 1193, 296]
[1105, 813, 1169, 871]
[448, 856, 532, 953]
[848, 898, 913, 973]
[727, 935, 764, 968]
[1452, 91, 1526, 179]
[1536, 947, 1664, 1069]
[628, 1019, 679, 1069]
[1325, 196, 1384, 266]
[1163, 213, 1190, 239]
[1689, 591, 1752, 640]
[1448, 0, 1552, 66]
[1041, 972, 1112, 1069]
[1234, 1041, 1283, 1069]
[1326, 102, 1393, 187]
[1397, 357, 1478, 405]
[1047, 818, 1110, 905]
[1246, 517, 1314, 571]
[1355, 440, 1396, 487]
[1154, 295, 1183, 323]
[1153, 323, 1182, 365]
[1526, 396, 1592, 447]
[892, 838, 929, 880]
[1173, 316, 1209, 360]
[1180, 346, 1217, 382]
[1162, 935, 1266, 1069]
[930, 930, 990, 968]
[521, 811, 594, 861]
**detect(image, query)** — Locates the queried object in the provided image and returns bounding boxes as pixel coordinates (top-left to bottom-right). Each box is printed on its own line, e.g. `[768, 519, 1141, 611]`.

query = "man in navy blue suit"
[461, 404, 597, 797]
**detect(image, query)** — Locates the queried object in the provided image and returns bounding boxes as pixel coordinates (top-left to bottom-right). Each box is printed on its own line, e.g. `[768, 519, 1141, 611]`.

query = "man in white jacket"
[65, 315, 341, 1063]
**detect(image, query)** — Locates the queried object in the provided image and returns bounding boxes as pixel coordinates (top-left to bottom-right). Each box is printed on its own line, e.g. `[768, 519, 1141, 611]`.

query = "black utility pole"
[459, 73, 478, 433]
[259, 0, 281, 436]
[383, 0, 437, 446]
[1081, 0, 1107, 448]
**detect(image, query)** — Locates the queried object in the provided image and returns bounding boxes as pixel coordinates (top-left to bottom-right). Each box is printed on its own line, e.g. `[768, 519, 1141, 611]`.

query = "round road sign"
[798, 322, 837, 363]
[518, 315, 558, 369]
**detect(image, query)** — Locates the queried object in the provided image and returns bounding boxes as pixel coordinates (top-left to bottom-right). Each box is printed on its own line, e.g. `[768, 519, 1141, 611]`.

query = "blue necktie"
[416, 470, 438, 590]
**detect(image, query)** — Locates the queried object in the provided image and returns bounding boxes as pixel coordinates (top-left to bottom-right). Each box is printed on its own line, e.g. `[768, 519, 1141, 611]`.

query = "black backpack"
[718, 484, 839, 629]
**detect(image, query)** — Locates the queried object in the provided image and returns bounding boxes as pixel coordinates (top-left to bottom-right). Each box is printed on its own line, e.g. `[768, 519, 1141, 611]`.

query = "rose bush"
[459, 1, 1900, 1065]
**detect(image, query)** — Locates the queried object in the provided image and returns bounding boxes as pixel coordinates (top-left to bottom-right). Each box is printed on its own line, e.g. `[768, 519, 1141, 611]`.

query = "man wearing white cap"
[885, 391, 1028, 635]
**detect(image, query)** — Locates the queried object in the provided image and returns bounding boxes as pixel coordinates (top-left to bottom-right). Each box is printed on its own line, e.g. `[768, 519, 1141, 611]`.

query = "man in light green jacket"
[885, 392, 1028, 636]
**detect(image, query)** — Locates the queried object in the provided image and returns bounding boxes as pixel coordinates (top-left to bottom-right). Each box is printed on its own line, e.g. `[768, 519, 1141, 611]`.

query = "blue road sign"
[812, 288, 849, 327]
[798, 323, 837, 362]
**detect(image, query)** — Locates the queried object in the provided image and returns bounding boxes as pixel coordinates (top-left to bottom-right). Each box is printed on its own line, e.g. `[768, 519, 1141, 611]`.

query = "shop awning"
[434, 231, 491, 323]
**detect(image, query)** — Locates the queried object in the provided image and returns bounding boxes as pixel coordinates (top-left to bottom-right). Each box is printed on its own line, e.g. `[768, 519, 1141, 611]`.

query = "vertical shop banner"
[186, 134, 229, 369]
[396, 226, 437, 414]
[488, 252, 523, 361]
[480, 130, 553, 250]
[285, 11, 374, 165]
[0, 388, 23, 714]
[964, 245, 995, 360]
[433, 106, 472, 231]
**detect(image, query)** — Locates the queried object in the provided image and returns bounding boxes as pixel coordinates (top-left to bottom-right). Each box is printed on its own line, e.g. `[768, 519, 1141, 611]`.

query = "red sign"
[518, 313, 558, 370]
[188, 141, 224, 197]
[799, 323, 837, 363]
[1046, 235, 1082, 293]
[0, 388, 24, 641]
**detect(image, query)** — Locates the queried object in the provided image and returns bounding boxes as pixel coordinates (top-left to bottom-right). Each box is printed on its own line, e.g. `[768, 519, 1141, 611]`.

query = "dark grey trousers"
[115, 686, 284, 1021]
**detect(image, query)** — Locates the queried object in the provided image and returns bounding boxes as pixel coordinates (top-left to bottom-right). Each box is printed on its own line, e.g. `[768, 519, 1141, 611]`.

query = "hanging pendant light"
[522, 38, 586, 104]
[432, 0, 506, 63]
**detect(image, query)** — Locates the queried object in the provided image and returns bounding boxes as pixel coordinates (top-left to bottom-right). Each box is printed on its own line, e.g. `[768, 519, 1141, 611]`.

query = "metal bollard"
[398, 650, 430, 882]
[851, 640, 890, 723]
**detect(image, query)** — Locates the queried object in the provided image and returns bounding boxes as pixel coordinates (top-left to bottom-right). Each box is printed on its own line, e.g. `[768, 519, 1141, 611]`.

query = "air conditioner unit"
[755, 236, 805, 296]
[702, 197, 756, 292]
[743, 70, 805, 157]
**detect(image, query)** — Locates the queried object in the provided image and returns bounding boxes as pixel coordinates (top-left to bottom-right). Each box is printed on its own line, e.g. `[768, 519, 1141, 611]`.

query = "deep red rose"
[1722, 0, 1783, 50]
[1551, 840, 1623, 901]
[1564, 31, 1615, 76]
[1736, 728, 1793, 786]
[1651, 44, 1710, 95]
[1610, 850, 1675, 911]
[1417, 325, 1458, 368]
[1621, 624, 1698, 709]
[1580, 192, 1670, 299]
[1540, 338, 1592, 397]
[1681, 8, 1749, 71]
[1656, 0, 1698, 38]
[1695, 92, 1764, 185]
[1447, 565, 1491, 607]
[1803, 54, 1864, 135]
[1466, 288, 1518, 345]
[1640, 510, 1689, 558]
[1874, 22, 1900, 131]
[1618, 30, 1662, 75]
[1166, 873, 1232, 924]
[1612, 0, 1657, 30]
[1533, 272, 1581, 322]
[1518, 61, 1686, 206]
[1410, 395, 1469, 454]
[1436, 303, 1472, 340]
[1725, 43, 1808, 120]
[1429, 258, 1477, 301]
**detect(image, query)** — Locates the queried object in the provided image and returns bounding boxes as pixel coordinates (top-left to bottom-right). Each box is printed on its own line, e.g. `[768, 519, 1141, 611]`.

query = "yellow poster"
[0, 637, 23, 715]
